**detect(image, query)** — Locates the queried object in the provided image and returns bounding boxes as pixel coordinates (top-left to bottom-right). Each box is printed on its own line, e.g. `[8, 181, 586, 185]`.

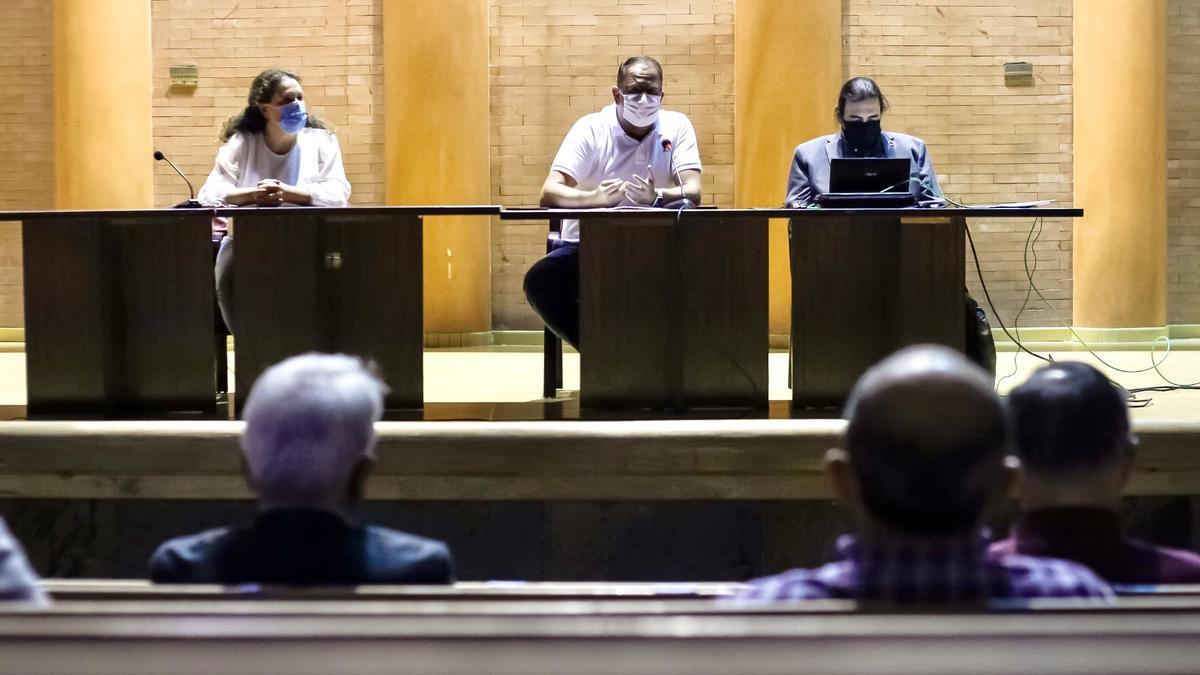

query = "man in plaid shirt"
[734, 345, 1112, 605]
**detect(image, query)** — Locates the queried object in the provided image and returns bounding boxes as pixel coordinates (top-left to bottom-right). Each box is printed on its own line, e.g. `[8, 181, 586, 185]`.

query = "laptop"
[816, 158, 916, 208]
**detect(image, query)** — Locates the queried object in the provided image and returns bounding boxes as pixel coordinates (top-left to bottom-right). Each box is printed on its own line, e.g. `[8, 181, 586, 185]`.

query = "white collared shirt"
[550, 103, 702, 242]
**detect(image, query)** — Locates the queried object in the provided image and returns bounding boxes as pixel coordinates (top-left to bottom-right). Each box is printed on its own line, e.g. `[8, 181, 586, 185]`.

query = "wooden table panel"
[790, 215, 965, 408]
[22, 214, 214, 416]
[578, 212, 769, 410]
[329, 213, 423, 409]
[232, 212, 423, 410]
[580, 214, 678, 409]
[679, 216, 769, 407]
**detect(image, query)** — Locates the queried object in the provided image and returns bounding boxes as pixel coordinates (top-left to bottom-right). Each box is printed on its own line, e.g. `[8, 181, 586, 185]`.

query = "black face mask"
[841, 119, 882, 154]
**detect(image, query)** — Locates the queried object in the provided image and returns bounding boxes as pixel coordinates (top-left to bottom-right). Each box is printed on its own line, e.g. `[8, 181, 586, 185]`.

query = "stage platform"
[0, 346, 1199, 501]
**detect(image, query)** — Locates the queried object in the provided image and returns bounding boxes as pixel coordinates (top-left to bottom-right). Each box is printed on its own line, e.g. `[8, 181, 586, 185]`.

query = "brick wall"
[2, 1, 1199, 331]
[488, 0, 736, 329]
[0, 0, 53, 328]
[844, 0, 1074, 328]
[1169, 0, 1200, 324]
[150, 0, 385, 209]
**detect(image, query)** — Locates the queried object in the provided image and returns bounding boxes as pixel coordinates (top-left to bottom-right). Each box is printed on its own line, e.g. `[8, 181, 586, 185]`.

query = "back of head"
[1008, 362, 1130, 477]
[844, 345, 1008, 537]
[241, 353, 386, 509]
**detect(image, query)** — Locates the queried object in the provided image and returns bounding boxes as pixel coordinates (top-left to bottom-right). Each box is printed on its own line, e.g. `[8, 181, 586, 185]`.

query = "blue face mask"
[276, 99, 307, 134]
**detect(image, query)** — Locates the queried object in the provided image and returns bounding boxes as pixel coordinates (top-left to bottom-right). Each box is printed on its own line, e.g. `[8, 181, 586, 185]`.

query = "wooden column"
[53, 0, 154, 209]
[1073, 0, 1167, 327]
[734, 0, 842, 337]
[383, 0, 491, 334]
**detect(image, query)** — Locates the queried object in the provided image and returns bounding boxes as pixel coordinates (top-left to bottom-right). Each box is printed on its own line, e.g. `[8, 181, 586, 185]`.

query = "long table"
[6, 205, 1080, 416]
[505, 206, 1082, 410]
[5, 206, 499, 417]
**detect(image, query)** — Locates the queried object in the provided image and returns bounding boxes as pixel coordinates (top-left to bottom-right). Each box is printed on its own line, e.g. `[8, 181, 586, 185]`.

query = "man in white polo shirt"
[523, 56, 703, 349]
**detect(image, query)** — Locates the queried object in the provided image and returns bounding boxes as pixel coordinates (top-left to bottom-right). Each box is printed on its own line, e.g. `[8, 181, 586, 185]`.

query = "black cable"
[964, 220, 1052, 363]
[995, 217, 1046, 390]
[917, 178, 1200, 408]
[900, 175, 1052, 363]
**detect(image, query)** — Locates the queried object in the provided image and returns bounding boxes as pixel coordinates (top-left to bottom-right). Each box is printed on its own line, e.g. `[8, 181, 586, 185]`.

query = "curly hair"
[220, 69, 329, 142]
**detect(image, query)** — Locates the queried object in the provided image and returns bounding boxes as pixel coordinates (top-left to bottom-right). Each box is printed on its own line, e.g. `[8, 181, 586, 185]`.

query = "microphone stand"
[154, 151, 202, 208]
[660, 139, 694, 209]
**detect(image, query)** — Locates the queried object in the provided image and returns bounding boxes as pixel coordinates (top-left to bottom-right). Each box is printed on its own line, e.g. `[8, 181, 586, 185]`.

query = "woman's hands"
[224, 180, 313, 206]
[252, 179, 312, 206]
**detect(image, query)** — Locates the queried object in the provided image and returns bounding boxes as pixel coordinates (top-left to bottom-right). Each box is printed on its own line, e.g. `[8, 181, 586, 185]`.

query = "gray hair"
[241, 353, 386, 507]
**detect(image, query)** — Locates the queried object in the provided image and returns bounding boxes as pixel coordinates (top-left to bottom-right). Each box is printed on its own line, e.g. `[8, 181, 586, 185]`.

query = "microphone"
[660, 139, 694, 209]
[153, 150, 202, 208]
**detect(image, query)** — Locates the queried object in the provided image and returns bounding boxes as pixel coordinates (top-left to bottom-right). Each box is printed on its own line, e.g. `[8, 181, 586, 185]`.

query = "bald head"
[843, 345, 1009, 536]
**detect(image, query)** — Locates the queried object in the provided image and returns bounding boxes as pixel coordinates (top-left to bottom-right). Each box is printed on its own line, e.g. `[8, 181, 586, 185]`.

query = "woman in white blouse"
[199, 68, 351, 333]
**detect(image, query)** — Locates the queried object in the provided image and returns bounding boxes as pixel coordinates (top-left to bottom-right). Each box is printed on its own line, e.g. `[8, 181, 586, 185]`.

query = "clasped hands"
[252, 179, 307, 207]
[592, 164, 660, 207]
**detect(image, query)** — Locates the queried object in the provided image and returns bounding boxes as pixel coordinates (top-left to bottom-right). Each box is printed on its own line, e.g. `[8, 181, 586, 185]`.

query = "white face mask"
[620, 92, 662, 128]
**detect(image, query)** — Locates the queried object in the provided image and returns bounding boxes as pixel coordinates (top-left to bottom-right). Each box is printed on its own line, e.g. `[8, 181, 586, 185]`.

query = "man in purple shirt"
[735, 345, 1111, 605]
[990, 361, 1200, 584]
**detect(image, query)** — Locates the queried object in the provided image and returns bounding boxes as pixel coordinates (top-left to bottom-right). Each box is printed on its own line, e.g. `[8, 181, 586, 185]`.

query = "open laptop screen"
[828, 158, 912, 194]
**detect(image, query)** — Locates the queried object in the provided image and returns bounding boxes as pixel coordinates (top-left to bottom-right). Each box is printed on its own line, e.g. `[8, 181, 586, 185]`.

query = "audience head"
[612, 56, 664, 129]
[241, 353, 386, 513]
[221, 68, 327, 141]
[829, 345, 1011, 538]
[1008, 361, 1134, 509]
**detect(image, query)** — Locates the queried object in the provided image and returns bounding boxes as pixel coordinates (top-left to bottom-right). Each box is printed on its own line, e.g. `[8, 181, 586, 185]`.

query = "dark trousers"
[524, 240, 580, 349]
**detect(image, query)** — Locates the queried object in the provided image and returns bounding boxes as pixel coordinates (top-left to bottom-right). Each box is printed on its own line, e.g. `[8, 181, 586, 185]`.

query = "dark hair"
[844, 347, 1008, 537]
[616, 56, 664, 88]
[220, 69, 329, 142]
[835, 76, 889, 123]
[1008, 362, 1131, 475]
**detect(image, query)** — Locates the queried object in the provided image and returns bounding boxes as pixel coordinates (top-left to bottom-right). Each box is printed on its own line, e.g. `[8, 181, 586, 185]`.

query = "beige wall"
[1169, 0, 1200, 324]
[0, 0, 1197, 332]
[844, 0, 1075, 329]
[0, 0, 53, 327]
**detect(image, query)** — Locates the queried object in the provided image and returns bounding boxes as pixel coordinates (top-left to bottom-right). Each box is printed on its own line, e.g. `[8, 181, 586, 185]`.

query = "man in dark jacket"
[150, 353, 453, 585]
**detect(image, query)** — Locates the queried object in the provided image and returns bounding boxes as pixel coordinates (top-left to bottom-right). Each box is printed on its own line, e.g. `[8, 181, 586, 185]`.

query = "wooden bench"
[1, 608, 1200, 675]
[41, 579, 744, 602]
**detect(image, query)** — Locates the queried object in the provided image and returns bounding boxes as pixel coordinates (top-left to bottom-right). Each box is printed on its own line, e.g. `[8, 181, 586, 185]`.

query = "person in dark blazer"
[786, 76, 943, 208]
[785, 77, 996, 376]
[150, 353, 454, 586]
